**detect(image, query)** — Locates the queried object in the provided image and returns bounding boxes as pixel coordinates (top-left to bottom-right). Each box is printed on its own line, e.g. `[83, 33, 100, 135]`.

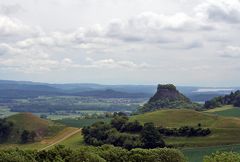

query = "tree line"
[82, 113, 211, 149]
[158, 125, 211, 137]
[0, 145, 186, 162]
[204, 90, 240, 109]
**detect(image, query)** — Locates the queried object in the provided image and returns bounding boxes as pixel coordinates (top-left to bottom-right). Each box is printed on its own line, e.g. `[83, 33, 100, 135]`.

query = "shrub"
[0, 146, 186, 162]
[204, 151, 240, 162]
[129, 148, 186, 162]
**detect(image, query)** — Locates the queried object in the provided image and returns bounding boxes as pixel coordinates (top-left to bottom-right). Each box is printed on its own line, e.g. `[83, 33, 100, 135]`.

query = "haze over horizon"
[0, 0, 240, 86]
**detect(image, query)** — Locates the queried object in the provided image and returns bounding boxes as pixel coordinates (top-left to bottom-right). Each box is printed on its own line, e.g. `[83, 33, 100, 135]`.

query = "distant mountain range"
[0, 80, 239, 102]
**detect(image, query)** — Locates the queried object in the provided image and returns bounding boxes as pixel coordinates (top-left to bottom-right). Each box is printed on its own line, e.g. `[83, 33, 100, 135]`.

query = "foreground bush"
[0, 145, 186, 162]
[204, 151, 240, 162]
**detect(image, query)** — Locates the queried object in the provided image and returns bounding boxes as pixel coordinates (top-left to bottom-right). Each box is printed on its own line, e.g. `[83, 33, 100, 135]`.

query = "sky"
[0, 0, 240, 86]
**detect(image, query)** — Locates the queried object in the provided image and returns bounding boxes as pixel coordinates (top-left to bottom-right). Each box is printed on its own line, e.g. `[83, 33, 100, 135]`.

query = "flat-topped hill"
[139, 84, 198, 112]
[149, 84, 190, 103]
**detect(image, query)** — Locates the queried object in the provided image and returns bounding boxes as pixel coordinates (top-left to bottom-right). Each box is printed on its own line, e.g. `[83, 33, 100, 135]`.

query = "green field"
[58, 131, 84, 149]
[130, 109, 240, 147]
[56, 118, 112, 128]
[183, 144, 240, 162]
[205, 105, 240, 118]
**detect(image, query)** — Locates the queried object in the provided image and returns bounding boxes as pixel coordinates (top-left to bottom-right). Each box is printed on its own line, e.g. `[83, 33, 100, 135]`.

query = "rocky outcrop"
[139, 84, 196, 112]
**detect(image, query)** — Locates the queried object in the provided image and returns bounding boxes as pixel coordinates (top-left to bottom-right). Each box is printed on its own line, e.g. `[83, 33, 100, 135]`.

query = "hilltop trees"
[204, 90, 240, 109]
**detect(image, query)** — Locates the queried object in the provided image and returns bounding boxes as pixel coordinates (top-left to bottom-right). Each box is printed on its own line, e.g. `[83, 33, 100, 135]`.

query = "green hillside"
[130, 109, 240, 147]
[205, 105, 240, 118]
[6, 113, 65, 143]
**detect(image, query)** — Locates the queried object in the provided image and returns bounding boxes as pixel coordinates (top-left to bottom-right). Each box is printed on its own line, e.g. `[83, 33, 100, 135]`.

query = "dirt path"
[39, 128, 81, 151]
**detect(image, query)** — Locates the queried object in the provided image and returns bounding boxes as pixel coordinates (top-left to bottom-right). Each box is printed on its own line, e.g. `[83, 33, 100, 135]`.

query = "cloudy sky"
[0, 0, 240, 86]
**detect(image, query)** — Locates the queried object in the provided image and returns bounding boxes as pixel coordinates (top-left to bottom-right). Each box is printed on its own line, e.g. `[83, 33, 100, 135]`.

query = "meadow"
[183, 144, 240, 162]
[130, 109, 240, 147]
[205, 105, 240, 118]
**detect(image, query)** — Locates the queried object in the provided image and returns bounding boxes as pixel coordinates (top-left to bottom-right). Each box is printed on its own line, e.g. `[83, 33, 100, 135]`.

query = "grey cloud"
[196, 0, 240, 24]
[0, 4, 23, 15]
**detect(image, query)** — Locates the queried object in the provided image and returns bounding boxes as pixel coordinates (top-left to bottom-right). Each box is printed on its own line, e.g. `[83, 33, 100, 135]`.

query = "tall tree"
[141, 122, 165, 149]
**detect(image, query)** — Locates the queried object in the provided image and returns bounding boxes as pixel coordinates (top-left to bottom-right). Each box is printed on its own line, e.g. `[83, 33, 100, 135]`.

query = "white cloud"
[84, 57, 153, 69]
[219, 46, 240, 58]
[0, 0, 240, 85]
[0, 15, 35, 37]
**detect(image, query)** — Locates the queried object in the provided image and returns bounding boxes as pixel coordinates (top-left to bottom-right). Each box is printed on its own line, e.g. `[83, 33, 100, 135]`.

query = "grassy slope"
[7, 113, 50, 131]
[204, 105, 234, 113]
[131, 109, 240, 128]
[205, 105, 240, 118]
[183, 144, 240, 162]
[131, 109, 240, 161]
[0, 127, 80, 150]
[58, 130, 84, 149]
[6, 113, 65, 141]
[130, 109, 240, 147]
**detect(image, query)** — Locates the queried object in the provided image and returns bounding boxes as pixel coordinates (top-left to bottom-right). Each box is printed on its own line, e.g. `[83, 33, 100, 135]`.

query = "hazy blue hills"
[0, 80, 239, 102]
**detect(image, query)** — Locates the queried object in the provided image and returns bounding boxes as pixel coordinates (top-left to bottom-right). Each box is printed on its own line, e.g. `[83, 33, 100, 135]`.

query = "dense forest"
[204, 90, 240, 109]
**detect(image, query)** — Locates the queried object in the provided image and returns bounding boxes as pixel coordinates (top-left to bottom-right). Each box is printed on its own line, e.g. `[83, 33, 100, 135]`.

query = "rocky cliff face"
[139, 84, 196, 112]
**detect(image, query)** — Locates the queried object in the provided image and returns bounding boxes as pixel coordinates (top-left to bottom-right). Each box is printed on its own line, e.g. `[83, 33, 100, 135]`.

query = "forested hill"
[139, 84, 200, 112]
[204, 90, 240, 109]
